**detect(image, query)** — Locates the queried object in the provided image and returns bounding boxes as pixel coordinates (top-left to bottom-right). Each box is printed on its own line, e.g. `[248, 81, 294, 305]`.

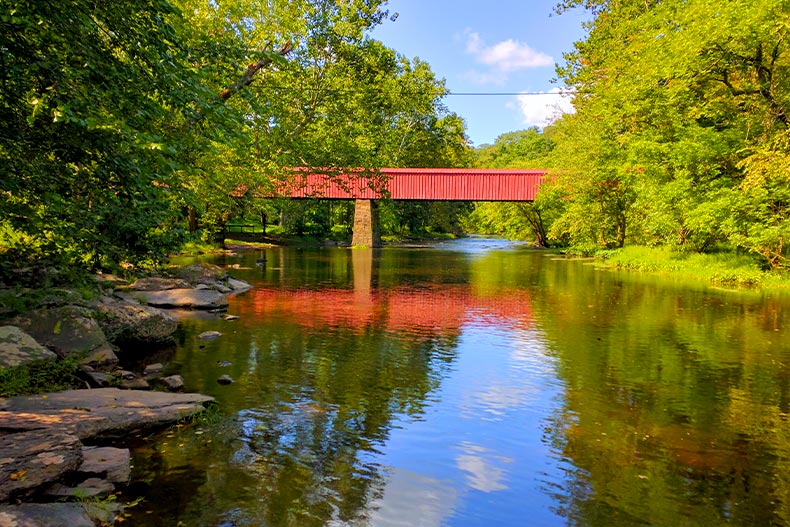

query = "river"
[121, 237, 790, 526]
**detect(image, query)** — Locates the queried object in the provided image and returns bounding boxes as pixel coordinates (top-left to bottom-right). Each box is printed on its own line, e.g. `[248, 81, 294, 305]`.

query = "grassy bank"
[592, 246, 790, 289]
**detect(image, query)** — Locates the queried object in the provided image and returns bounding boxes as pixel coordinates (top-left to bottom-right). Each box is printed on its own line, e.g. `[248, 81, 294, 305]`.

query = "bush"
[0, 358, 83, 397]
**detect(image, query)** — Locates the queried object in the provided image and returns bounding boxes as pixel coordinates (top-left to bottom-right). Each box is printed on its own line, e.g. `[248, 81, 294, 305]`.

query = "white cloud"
[465, 30, 553, 72]
[515, 88, 575, 127]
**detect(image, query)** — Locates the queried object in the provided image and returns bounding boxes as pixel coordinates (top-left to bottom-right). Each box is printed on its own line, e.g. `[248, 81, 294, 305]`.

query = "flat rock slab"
[0, 326, 57, 367]
[0, 388, 214, 440]
[138, 289, 229, 310]
[0, 430, 83, 502]
[0, 503, 99, 527]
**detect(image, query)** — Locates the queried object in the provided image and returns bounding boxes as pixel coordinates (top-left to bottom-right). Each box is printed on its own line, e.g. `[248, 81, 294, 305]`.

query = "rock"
[137, 289, 229, 310]
[95, 301, 178, 345]
[216, 360, 232, 367]
[160, 375, 184, 391]
[0, 326, 57, 367]
[0, 503, 97, 527]
[83, 371, 113, 387]
[197, 331, 222, 341]
[81, 347, 119, 368]
[214, 284, 232, 294]
[227, 277, 252, 292]
[128, 277, 191, 291]
[217, 375, 234, 385]
[143, 363, 164, 376]
[175, 263, 227, 286]
[0, 430, 83, 502]
[115, 370, 136, 380]
[94, 273, 127, 286]
[9, 306, 117, 367]
[223, 315, 239, 321]
[44, 477, 115, 499]
[0, 388, 214, 441]
[79, 447, 131, 485]
[119, 377, 150, 390]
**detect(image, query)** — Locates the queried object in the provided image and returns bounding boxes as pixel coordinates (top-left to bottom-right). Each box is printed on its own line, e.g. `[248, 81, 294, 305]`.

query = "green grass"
[0, 358, 83, 397]
[594, 246, 790, 289]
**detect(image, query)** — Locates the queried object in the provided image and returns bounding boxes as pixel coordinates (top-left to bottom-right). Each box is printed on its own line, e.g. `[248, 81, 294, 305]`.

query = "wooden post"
[351, 199, 382, 248]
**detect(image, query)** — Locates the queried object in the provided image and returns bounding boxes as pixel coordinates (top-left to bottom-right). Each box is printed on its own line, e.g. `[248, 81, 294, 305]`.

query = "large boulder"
[9, 306, 117, 367]
[175, 263, 227, 286]
[0, 326, 57, 367]
[95, 301, 178, 345]
[135, 289, 229, 310]
[128, 277, 191, 291]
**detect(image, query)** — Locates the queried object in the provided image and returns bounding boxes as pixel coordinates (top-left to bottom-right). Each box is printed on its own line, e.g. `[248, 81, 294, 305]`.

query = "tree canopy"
[0, 0, 470, 281]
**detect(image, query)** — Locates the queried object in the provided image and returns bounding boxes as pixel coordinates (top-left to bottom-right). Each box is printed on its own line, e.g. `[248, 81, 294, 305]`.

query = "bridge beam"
[351, 199, 382, 248]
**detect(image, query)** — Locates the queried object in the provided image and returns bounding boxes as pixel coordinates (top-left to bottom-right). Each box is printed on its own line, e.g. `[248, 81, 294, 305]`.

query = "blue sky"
[369, 0, 589, 146]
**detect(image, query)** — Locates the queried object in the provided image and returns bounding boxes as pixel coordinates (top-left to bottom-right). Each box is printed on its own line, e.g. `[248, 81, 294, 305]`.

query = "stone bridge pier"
[351, 199, 382, 248]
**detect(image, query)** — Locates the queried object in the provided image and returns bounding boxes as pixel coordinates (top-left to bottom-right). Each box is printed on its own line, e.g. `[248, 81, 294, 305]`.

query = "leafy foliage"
[547, 0, 790, 266]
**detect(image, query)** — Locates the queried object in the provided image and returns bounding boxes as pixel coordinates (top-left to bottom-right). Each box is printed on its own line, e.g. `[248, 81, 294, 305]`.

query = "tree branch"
[219, 42, 294, 101]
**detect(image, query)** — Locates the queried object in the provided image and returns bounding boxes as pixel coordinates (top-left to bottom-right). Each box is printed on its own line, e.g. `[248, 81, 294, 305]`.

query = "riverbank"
[587, 245, 790, 290]
[0, 263, 253, 525]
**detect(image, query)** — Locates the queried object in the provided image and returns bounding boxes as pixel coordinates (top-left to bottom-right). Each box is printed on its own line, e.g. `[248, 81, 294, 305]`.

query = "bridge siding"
[276, 168, 546, 201]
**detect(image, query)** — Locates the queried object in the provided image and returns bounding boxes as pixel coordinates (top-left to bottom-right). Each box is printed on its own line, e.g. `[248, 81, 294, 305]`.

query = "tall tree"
[549, 0, 790, 265]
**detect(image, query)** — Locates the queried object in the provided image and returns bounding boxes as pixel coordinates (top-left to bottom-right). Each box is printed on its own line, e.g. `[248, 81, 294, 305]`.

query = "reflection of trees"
[531, 259, 790, 526]
[224, 317, 460, 526]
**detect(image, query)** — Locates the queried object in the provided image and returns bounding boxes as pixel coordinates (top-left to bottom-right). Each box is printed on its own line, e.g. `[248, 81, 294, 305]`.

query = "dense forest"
[474, 0, 790, 275]
[2, 0, 788, 284]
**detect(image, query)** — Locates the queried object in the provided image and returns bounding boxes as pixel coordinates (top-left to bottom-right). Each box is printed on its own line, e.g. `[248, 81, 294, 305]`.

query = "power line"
[447, 92, 571, 96]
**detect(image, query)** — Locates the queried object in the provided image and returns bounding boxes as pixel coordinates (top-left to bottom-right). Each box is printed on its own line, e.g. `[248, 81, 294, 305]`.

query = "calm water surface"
[122, 238, 790, 526]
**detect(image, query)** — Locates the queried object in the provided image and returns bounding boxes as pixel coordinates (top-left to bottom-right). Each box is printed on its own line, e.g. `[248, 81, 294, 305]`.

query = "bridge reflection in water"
[235, 248, 534, 336]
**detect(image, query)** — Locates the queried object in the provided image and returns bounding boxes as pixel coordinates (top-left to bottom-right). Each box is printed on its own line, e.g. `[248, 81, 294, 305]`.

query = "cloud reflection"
[456, 442, 512, 493]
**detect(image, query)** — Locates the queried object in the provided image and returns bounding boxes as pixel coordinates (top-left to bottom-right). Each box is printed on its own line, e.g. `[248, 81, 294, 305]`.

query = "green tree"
[550, 0, 790, 265]
[0, 0, 198, 278]
[468, 127, 556, 246]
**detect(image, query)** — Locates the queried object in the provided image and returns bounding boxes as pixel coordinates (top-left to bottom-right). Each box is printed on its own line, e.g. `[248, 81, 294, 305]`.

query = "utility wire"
[447, 92, 571, 96]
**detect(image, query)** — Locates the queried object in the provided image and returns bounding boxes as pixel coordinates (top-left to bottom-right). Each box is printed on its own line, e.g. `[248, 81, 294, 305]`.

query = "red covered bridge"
[268, 167, 548, 247]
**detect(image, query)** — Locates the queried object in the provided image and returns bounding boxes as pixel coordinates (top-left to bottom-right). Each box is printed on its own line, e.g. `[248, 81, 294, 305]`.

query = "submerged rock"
[197, 331, 222, 341]
[217, 375, 234, 385]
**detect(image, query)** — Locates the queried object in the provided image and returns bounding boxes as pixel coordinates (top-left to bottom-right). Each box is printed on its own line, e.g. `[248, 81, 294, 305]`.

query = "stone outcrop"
[9, 306, 118, 367]
[128, 277, 191, 291]
[0, 388, 213, 440]
[134, 288, 229, 310]
[0, 388, 213, 509]
[95, 301, 178, 344]
[174, 263, 227, 285]
[0, 430, 83, 502]
[0, 326, 57, 367]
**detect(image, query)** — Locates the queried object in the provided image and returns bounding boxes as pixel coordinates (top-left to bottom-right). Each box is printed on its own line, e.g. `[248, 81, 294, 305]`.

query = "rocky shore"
[0, 263, 250, 526]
